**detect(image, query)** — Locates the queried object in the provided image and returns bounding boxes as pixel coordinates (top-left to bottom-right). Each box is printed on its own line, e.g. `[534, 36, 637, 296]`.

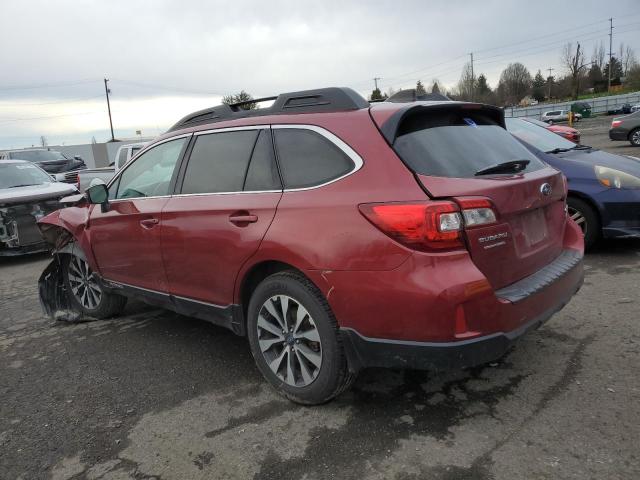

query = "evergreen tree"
[416, 80, 427, 95]
[476, 74, 490, 95]
[370, 88, 384, 101]
[431, 81, 441, 94]
[532, 70, 546, 101]
[603, 57, 624, 82]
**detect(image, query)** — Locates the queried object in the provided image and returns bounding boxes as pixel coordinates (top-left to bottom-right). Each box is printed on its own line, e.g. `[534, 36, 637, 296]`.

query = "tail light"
[611, 120, 622, 128]
[359, 197, 498, 252]
[359, 201, 463, 251]
[455, 197, 497, 227]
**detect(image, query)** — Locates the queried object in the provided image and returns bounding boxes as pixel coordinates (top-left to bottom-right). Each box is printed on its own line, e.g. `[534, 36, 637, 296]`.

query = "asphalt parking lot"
[575, 114, 639, 157]
[1, 120, 639, 480]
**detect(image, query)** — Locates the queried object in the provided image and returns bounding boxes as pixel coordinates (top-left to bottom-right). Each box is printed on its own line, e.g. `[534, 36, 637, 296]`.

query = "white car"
[631, 104, 640, 113]
[540, 110, 582, 124]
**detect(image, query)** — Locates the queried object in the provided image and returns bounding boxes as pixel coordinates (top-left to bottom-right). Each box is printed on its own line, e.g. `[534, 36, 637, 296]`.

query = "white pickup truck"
[76, 142, 148, 191]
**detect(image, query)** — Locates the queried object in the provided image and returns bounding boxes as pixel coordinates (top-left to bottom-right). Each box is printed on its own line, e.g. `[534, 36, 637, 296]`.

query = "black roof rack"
[168, 87, 369, 132]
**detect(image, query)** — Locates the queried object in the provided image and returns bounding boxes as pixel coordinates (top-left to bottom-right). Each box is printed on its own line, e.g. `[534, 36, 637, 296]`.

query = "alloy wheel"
[568, 206, 588, 236]
[632, 130, 640, 146]
[68, 256, 102, 310]
[256, 294, 322, 387]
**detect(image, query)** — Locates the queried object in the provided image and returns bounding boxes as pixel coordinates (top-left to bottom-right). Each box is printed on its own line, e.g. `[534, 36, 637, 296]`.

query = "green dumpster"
[571, 101, 592, 118]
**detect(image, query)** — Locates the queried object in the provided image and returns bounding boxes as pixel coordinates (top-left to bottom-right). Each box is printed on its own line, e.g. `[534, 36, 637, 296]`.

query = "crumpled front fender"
[38, 243, 88, 322]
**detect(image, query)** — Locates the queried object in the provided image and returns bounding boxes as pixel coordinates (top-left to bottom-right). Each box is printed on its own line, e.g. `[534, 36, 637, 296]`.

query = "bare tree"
[618, 43, 638, 76]
[592, 41, 606, 70]
[497, 62, 532, 105]
[562, 42, 589, 100]
[222, 90, 257, 110]
[456, 62, 474, 101]
[40, 136, 48, 148]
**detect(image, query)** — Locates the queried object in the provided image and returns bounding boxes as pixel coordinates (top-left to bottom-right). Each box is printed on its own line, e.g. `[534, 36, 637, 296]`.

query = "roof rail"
[168, 87, 369, 132]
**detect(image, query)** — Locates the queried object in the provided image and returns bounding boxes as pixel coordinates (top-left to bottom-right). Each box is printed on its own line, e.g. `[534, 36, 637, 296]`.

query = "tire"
[247, 271, 355, 405]
[63, 254, 127, 319]
[629, 128, 640, 147]
[567, 197, 600, 250]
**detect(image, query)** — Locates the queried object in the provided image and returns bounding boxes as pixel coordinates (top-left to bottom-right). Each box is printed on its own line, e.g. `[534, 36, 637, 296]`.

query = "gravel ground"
[1, 120, 639, 480]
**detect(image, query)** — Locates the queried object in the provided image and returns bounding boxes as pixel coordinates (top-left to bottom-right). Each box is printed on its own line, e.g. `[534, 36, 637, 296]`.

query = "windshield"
[0, 163, 53, 189]
[393, 110, 544, 178]
[522, 117, 550, 128]
[506, 118, 577, 152]
[9, 150, 67, 162]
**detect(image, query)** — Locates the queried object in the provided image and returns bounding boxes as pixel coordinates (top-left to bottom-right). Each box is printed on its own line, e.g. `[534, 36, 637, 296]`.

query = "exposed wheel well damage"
[39, 241, 89, 322]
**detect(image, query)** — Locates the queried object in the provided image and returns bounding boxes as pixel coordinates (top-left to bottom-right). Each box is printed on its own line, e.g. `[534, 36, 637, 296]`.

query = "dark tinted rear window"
[181, 130, 258, 194]
[393, 110, 544, 178]
[274, 128, 354, 189]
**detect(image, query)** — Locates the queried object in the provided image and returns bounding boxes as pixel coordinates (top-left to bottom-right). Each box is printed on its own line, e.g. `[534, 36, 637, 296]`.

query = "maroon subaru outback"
[39, 87, 584, 404]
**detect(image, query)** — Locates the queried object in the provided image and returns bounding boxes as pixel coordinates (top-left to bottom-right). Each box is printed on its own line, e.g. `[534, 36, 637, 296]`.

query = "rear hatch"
[373, 102, 567, 289]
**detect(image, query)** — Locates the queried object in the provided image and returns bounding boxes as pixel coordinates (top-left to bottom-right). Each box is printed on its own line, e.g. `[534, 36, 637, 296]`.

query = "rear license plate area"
[522, 208, 547, 245]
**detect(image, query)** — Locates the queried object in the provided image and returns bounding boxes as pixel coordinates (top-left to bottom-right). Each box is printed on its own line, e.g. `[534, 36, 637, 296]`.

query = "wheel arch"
[567, 190, 603, 225]
[236, 260, 329, 335]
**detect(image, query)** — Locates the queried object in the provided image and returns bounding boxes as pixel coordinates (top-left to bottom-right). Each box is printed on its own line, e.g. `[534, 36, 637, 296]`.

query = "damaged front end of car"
[0, 199, 61, 256]
[37, 201, 94, 322]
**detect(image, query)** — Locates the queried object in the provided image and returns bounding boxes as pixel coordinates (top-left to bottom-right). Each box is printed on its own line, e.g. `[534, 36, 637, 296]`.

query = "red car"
[522, 117, 581, 143]
[38, 88, 584, 404]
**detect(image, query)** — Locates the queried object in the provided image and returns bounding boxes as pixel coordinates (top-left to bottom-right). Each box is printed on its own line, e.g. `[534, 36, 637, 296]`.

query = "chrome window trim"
[194, 125, 270, 135]
[272, 124, 364, 192]
[106, 123, 364, 200]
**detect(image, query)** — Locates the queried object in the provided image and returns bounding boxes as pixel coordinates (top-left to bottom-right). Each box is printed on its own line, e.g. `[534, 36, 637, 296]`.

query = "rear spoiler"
[375, 102, 505, 145]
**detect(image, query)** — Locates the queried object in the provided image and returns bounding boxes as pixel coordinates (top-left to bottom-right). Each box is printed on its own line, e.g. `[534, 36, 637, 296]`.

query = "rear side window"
[244, 130, 281, 191]
[273, 128, 354, 189]
[181, 130, 259, 194]
[393, 109, 544, 178]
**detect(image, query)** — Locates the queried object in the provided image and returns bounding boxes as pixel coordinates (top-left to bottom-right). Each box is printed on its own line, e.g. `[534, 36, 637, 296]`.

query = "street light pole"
[104, 78, 115, 142]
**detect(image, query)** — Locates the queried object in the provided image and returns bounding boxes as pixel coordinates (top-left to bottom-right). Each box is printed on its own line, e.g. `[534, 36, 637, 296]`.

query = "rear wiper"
[571, 144, 592, 150]
[546, 147, 572, 154]
[475, 159, 530, 176]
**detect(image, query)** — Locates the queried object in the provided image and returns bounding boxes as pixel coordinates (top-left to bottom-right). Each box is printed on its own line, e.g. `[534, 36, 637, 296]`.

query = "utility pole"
[373, 77, 381, 91]
[547, 67, 554, 99]
[104, 78, 115, 142]
[469, 52, 474, 101]
[608, 17, 613, 92]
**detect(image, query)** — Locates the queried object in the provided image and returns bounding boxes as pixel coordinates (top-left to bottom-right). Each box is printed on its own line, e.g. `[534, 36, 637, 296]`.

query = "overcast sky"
[1, 0, 639, 149]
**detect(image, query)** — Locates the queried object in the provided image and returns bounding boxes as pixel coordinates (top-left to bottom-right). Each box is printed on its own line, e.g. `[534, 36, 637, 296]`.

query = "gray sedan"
[609, 110, 640, 146]
[0, 160, 78, 256]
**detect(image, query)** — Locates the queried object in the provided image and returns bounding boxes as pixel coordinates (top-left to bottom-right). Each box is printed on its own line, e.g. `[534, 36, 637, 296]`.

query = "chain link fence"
[504, 91, 640, 119]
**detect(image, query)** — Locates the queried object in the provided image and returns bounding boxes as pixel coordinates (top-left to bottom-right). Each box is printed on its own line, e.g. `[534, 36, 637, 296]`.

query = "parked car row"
[0, 160, 78, 255]
[36, 87, 586, 405]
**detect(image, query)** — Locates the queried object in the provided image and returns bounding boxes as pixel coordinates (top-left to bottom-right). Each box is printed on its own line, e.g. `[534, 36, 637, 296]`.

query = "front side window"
[273, 128, 354, 189]
[115, 138, 186, 199]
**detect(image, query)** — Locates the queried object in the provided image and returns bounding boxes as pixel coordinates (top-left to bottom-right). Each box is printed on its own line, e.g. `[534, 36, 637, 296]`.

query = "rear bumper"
[609, 128, 629, 141]
[340, 253, 583, 371]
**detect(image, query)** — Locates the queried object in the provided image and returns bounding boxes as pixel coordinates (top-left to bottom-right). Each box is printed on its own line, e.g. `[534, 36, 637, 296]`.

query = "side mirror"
[50, 174, 57, 182]
[74, 155, 83, 161]
[86, 183, 109, 206]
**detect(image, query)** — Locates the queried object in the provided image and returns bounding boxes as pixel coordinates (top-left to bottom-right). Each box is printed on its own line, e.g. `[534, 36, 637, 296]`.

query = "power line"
[0, 78, 101, 92]
[111, 78, 224, 97]
[0, 95, 103, 107]
[0, 111, 101, 125]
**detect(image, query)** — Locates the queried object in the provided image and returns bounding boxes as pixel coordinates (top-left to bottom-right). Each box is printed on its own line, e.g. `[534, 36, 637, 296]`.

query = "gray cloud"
[1, 0, 638, 147]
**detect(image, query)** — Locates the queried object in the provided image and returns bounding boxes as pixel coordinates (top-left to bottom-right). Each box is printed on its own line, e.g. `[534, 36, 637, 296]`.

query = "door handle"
[140, 218, 159, 229]
[229, 214, 258, 224]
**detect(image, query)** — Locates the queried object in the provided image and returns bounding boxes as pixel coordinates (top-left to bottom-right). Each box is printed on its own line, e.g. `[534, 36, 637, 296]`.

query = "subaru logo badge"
[540, 183, 552, 196]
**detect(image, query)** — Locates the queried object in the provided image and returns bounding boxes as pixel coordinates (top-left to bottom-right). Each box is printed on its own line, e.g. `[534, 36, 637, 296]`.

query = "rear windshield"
[393, 109, 544, 178]
[9, 150, 67, 162]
